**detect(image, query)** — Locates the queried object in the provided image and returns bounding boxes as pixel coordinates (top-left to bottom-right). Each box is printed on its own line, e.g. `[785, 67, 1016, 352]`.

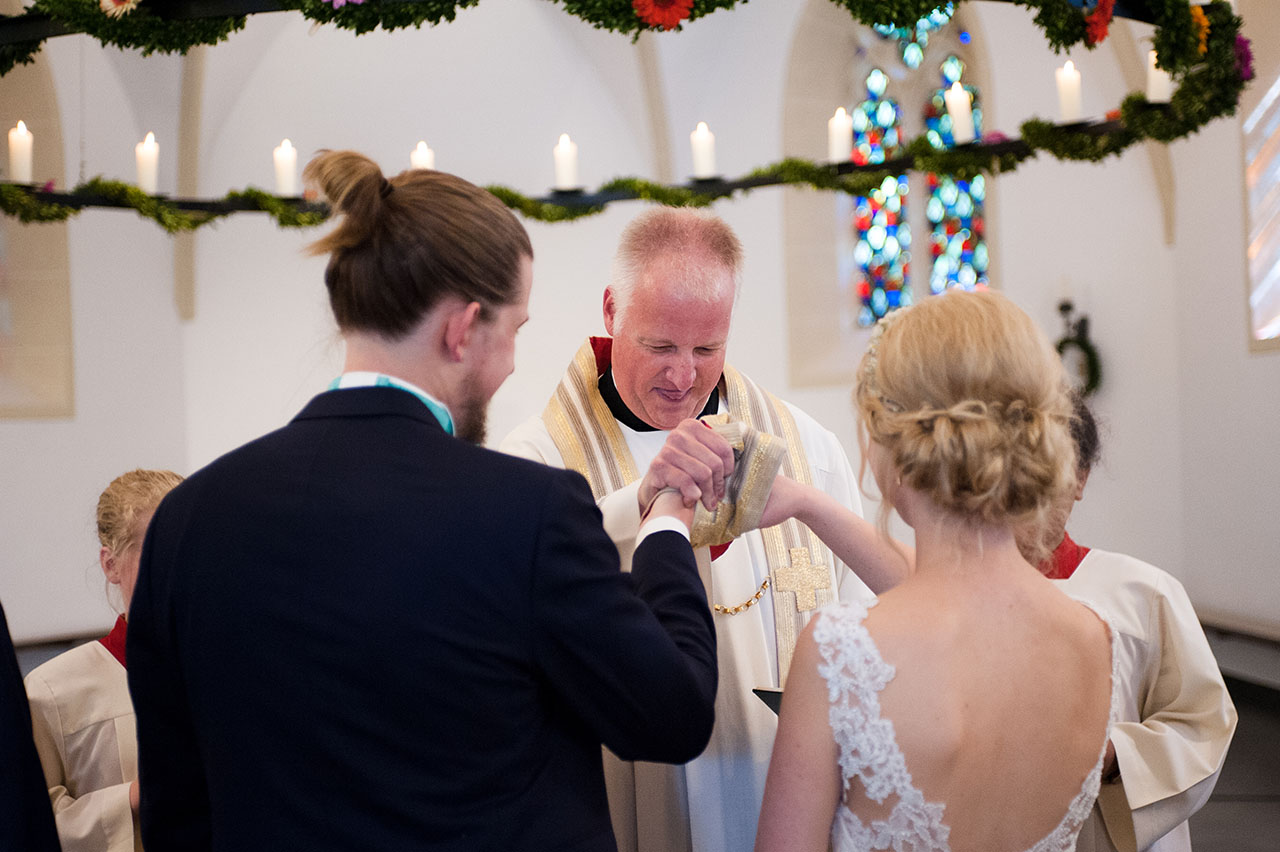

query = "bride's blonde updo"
[854, 290, 1075, 534]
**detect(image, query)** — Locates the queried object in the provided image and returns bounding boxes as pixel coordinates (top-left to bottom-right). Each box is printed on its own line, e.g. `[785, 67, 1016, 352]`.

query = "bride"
[755, 290, 1117, 852]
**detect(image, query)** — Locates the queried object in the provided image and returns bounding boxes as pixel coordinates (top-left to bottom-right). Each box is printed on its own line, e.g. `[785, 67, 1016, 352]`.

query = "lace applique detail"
[814, 599, 1120, 852]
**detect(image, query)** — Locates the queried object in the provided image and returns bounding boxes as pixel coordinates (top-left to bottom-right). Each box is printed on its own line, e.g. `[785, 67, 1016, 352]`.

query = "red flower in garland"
[633, 0, 694, 31]
[1084, 0, 1115, 47]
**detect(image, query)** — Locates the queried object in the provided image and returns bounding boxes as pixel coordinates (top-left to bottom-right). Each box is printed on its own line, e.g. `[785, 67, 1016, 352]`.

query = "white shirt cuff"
[636, 515, 691, 545]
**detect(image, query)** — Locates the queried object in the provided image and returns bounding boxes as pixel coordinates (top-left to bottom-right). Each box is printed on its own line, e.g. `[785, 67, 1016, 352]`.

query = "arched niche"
[782, 0, 992, 386]
[0, 0, 73, 417]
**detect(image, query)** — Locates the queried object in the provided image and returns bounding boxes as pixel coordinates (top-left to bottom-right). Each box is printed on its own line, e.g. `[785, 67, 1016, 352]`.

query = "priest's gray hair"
[609, 207, 743, 330]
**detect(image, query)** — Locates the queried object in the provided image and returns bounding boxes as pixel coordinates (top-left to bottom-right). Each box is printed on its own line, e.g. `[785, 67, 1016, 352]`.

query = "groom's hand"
[638, 419, 735, 514]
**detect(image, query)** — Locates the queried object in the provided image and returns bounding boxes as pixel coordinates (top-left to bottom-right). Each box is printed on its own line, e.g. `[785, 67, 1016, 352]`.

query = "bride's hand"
[759, 474, 812, 529]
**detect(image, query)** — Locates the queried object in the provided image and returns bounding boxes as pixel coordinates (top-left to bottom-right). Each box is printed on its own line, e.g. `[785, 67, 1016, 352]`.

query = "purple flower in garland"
[324, 0, 365, 7]
[1235, 35, 1255, 83]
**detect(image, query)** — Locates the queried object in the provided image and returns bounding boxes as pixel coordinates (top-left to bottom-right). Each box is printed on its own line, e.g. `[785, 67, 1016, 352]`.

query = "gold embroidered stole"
[541, 339, 836, 683]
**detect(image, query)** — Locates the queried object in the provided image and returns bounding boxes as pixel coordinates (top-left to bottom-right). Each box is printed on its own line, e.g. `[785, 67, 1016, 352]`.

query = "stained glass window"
[844, 69, 912, 327]
[924, 55, 988, 293]
[832, 11, 985, 330]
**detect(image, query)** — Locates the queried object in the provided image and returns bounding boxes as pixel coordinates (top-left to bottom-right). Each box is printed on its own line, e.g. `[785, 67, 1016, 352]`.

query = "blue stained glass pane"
[854, 240, 872, 266]
[880, 176, 899, 195]
[958, 265, 978, 289]
[898, 223, 912, 247]
[876, 101, 897, 127]
[903, 43, 924, 69]
[973, 244, 989, 272]
[867, 69, 888, 98]
[868, 225, 887, 251]
[926, 196, 945, 223]
[858, 305, 874, 327]
[851, 109, 869, 132]
[884, 236, 901, 260]
[887, 288, 902, 307]
[959, 30, 971, 44]
[926, 129, 944, 149]
[871, 288, 888, 315]
[971, 174, 986, 200]
[942, 55, 965, 84]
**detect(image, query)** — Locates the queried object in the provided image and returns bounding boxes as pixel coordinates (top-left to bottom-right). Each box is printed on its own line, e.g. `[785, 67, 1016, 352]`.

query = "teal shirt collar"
[328, 372, 454, 435]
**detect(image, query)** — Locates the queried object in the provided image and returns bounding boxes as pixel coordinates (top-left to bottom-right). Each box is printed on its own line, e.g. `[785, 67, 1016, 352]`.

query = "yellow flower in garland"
[1191, 6, 1210, 56]
[100, 0, 140, 17]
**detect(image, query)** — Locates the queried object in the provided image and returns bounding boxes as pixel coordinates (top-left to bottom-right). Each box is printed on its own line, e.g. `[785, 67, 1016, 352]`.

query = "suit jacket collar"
[293, 387, 449, 434]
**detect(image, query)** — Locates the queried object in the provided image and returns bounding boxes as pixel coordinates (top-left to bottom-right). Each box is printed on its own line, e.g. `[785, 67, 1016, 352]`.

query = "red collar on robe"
[98, 615, 128, 669]
[590, 337, 732, 561]
[1044, 532, 1090, 580]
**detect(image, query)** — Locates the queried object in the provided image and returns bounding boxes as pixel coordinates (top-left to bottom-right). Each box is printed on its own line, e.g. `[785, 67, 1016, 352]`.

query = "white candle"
[553, 134, 578, 190]
[1056, 60, 1082, 123]
[135, 132, 159, 194]
[690, 121, 716, 179]
[944, 83, 976, 145]
[273, 138, 298, 196]
[1146, 50, 1173, 104]
[8, 120, 32, 183]
[410, 141, 435, 171]
[827, 108, 853, 162]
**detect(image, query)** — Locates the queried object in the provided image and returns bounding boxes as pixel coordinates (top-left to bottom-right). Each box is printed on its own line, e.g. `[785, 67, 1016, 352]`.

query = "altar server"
[1022, 395, 1237, 852]
[25, 468, 182, 852]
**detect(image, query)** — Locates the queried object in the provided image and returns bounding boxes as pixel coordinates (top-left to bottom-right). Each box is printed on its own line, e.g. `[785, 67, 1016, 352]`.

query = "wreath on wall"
[0, 0, 1254, 230]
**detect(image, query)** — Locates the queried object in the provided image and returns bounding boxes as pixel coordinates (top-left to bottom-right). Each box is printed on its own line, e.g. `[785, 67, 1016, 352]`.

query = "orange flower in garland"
[633, 0, 694, 31]
[1191, 6, 1210, 56]
[1084, 0, 1115, 46]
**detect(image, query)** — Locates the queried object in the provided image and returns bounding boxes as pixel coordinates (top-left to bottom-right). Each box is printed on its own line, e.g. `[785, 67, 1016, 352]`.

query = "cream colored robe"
[1058, 549, 1238, 852]
[502, 393, 872, 852]
[25, 641, 141, 852]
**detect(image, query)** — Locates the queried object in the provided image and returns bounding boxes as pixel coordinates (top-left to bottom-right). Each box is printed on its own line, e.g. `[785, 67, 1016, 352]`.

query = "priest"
[501, 207, 902, 852]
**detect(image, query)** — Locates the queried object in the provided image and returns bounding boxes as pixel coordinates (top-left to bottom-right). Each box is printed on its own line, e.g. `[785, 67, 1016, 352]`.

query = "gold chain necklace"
[713, 578, 770, 615]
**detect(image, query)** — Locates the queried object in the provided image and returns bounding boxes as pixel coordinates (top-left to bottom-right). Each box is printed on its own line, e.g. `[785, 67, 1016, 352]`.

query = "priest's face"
[605, 256, 734, 431]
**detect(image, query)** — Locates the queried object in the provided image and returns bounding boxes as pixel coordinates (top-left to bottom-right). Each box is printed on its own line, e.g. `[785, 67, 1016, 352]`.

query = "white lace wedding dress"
[814, 599, 1119, 852]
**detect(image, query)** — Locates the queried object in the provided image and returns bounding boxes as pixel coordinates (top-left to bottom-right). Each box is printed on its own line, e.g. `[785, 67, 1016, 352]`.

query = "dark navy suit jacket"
[127, 387, 716, 852]
[0, 600, 62, 852]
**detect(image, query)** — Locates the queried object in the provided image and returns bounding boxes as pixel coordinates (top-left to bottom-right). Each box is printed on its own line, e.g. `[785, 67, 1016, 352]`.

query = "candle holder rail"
[0, 128, 1106, 231]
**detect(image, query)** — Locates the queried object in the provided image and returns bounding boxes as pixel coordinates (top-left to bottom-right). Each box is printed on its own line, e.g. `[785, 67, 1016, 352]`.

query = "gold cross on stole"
[774, 547, 830, 612]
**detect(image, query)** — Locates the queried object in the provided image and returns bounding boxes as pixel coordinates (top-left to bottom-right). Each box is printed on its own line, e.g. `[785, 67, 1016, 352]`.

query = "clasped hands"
[639, 417, 799, 546]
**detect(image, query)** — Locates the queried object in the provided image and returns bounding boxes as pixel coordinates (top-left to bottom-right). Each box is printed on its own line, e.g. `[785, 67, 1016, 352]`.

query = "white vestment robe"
[1058, 549, 1238, 852]
[502, 385, 872, 852]
[25, 640, 141, 852]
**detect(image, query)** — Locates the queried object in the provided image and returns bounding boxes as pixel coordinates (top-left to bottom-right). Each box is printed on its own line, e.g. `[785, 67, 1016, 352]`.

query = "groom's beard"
[454, 383, 489, 446]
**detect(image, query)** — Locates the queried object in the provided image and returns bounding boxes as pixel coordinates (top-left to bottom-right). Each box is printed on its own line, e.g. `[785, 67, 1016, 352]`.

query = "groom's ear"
[442, 301, 484, 363]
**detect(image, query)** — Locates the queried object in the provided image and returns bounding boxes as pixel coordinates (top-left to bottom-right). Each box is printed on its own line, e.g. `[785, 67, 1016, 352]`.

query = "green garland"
[0, 179, 329, 232]
[30, 0, 244, 55]
[0, 182, 76, 223]
[0, 0, 1253, 230]
[0, 39, 43, 76]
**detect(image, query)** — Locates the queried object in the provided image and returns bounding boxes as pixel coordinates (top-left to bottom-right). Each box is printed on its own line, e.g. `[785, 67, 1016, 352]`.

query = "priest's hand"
[638, 419, 736, 514]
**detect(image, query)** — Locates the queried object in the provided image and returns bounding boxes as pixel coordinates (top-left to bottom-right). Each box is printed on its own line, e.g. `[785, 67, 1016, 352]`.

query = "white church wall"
[0, 39, 187, 642]
[1171, 120, 1280, 634]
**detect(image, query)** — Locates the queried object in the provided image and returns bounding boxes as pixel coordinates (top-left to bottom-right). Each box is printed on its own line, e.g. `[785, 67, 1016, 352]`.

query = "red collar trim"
[98, 615, 128, 669]
[1046, 532, 1090, 580]
[590, 336, 612, 376]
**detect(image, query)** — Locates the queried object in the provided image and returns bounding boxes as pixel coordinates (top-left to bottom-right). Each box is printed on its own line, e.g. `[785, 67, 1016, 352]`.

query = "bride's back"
[832, 289, 1110, 851]
[855, 572, 1113, 852]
